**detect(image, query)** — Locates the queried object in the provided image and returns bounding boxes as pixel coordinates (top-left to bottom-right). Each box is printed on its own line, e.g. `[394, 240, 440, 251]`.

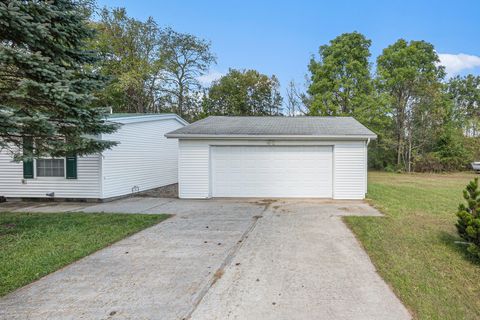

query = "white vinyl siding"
[333, 142, 367, 199]
[0, 151, 101, 198]
[101, 118, 183, 199]
[177, 139, 368, 200]
[0, 115, 186, 200]
[212, 146, 332, 198]
[178, 140, 210, 198]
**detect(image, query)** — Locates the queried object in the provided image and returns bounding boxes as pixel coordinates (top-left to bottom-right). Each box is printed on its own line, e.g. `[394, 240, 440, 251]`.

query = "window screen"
[36, 159, 65, 177]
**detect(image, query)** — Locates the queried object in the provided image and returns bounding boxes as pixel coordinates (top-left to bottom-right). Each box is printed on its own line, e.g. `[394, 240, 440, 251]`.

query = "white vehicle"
[471, 162, 480, 173]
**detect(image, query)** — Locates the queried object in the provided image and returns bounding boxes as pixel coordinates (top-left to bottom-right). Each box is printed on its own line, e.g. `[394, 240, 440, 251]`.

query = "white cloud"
[197, 70, 224, 86]
[437, 53, 480, 77]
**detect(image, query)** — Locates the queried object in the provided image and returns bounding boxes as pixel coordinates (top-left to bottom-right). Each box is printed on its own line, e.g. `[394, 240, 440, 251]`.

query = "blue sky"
[97, 0, 480, 91]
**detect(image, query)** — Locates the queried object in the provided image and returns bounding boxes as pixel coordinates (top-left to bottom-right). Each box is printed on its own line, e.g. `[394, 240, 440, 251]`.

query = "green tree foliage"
[306, 33, 480, 172]
[447, 75, 480, 137]
[435, 126, 471, 169]
[202, 69, 283, 116]
[159, 28, 216, 119]
[90, 8, 215, 120]
[414, 125, 471, 172]
[307, 32, 393, 170]
[0, 0, 117, 160]
[2, 0, 478, 174]
[308, 32, 374, 117]
[91, 8, 162, 113]
[457, 178, 480, 259]
[376, 39, 446, 171]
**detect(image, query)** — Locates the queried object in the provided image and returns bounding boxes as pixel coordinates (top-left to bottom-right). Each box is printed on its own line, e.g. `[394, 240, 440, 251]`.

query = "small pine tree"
[0, 0, 117, 160]
[456, 177, 480, 258]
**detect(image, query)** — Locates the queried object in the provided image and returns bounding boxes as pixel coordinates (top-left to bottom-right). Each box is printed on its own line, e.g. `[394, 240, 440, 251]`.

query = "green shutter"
[23, 160, 34, 179]
[23, 137, 34, 179]
[66, 155, 77, 179]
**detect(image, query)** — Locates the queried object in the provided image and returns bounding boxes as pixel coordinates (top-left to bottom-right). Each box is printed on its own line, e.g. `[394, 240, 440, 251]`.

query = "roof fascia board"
[109, 114, 189, 125]
[165, 134, 377, 140]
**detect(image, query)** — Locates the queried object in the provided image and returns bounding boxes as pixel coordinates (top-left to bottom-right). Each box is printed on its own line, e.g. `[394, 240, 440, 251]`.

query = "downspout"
[365, 138, 370, 197]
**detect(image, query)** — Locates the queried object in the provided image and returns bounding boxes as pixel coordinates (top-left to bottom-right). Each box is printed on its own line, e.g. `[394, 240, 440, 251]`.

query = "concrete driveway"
[0, 198, 410, 320]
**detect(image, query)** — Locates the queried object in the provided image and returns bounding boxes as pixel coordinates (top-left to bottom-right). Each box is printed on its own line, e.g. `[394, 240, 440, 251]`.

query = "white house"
[166, 116, 377, 200]
[0, 114, 187, 201]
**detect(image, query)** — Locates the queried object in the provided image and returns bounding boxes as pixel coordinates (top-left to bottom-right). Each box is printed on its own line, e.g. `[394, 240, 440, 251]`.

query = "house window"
[36, 159, 65, 177]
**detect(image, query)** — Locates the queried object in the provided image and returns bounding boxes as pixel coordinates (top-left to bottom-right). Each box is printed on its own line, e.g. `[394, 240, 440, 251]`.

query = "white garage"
[166, 116, 377, 200]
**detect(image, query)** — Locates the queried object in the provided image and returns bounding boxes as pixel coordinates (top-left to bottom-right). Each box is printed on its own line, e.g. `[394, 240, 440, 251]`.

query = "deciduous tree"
[308, 32, 374, 117]
[203, 69, 283, 116]
[92, 8, 162, 113]
[447, 75, 480, 137]
[285, 80, 308, 116]
[159, 28, 216, 118]
[376, 39, 446, 171]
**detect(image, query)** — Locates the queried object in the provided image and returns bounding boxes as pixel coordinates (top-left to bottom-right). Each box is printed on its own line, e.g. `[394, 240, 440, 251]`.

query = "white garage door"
[211, 146, 333, 198]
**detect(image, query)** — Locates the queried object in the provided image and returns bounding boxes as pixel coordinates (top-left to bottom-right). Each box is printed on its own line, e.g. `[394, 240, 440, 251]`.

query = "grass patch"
[0, 212, 169, 296]
[344, 171, 480, 319]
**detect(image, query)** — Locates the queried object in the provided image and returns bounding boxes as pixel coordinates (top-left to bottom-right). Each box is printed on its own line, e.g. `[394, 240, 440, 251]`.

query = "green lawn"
[0, 212, 169, 297]
[344, 171, 480, 320]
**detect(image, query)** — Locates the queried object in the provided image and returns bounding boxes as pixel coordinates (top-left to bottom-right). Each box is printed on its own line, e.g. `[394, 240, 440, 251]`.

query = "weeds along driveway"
[0, 198, 410, 320]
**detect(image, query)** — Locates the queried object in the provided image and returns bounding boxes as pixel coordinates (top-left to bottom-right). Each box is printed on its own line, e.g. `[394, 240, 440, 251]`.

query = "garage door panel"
[211, 146, 333, 198]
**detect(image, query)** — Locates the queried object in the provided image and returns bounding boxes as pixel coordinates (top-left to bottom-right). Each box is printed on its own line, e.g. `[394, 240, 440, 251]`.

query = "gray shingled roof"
[165, 116, 376, 139]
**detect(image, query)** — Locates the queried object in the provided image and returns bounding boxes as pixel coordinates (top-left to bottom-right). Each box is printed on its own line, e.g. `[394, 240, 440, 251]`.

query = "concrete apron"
[189, 200, 411, 320]
[0, 198, 410, 320]
[0, 198, 268, 320]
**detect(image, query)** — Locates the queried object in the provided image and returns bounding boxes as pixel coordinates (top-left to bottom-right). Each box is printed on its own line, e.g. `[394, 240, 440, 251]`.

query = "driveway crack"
[139, 198, 176, 213]
[182, 200, 274, 320]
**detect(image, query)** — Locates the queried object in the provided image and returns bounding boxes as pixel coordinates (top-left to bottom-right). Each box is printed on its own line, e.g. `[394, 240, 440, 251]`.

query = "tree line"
[0, 0, 282, 161]
[306, 32, 480, 172]
[88, 7, 282, 120]
[1, 0, 479, 173]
